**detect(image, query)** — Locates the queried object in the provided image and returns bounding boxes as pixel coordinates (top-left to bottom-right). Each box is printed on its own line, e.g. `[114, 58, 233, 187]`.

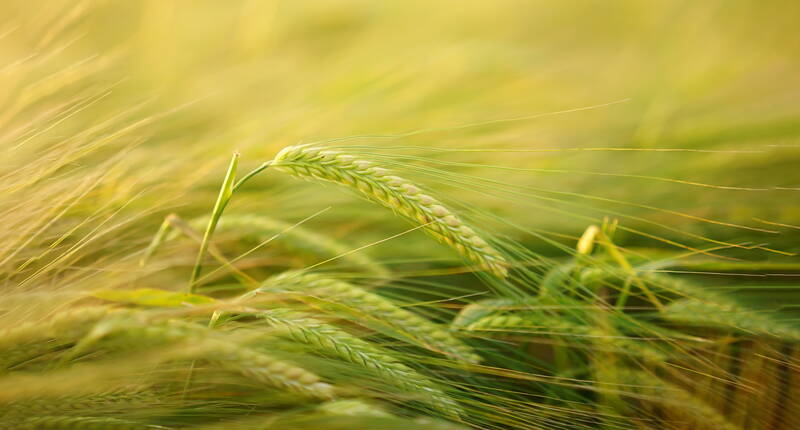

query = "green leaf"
[91, 288, 217, 307]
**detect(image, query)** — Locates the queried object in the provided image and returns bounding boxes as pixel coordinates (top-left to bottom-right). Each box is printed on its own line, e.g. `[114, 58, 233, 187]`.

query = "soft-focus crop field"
[1, 1, 799, 429]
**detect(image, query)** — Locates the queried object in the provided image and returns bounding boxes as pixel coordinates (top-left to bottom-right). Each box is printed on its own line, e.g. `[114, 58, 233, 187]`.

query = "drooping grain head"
[259, 271, 482, 364]
[271, 145, 509, 278]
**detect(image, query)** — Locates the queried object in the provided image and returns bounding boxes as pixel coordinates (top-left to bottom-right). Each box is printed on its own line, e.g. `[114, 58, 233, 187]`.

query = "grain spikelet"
[83, 316, 335, 400]
[464, 312, 667, 363]
[271, 145, 508, 277]
[251, 309, 463, 416]
[256, 271, 481, 364]
[662, 298, 800, 342]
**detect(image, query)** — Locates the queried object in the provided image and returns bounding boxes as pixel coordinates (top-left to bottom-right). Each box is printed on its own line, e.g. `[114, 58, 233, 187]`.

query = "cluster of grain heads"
[248, 309, 463, 417]
[270, 145, 509, 278]
[254, 271, 482, 364]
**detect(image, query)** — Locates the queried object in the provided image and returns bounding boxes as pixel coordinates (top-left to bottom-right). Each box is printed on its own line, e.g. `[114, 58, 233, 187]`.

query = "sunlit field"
[1, 1, 799, 429]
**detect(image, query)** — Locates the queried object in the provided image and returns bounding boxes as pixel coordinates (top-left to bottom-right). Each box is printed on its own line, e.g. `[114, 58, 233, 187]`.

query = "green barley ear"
[662, 297, 800, 342]
[451, 298, 520, 329]
[1, 388, 160, 421]
[0, 307, 112, 371]
[246, 309, 463, 417]
[78, 316, 336, 400]
[254, 271, 482, 364]
[271, 145, 509, 278]
[460, 309, 669, 364]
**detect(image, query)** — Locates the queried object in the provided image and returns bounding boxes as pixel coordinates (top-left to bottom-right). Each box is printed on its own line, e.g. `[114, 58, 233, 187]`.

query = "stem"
[188, 157, 272, 293]
[139, 216, 173, 267]
[167, 214, 258, 288]
[598, 231, 664, 311]
[189, 152, 240, 293]
[233, 161, 271, 192]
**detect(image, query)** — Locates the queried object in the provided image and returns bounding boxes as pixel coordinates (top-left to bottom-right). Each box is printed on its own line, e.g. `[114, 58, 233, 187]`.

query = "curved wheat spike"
[0, 387, 158, 418]
[451, 298, 520, 329]
[185, 214, 390, 279]
[662, 298, 800, 342]
[451, 297, 565, 329]
[271, 145, 509, 277]
[1, 307, 335, 400]
[463, 312, 668, 364]
[76, 316, 336, 400]
[248, 309, 463, 417]
[253, 271, 481, 364]
[205, 338, 335, 400]
[537, 262, 579, 299]
[4, 415, 168, 430]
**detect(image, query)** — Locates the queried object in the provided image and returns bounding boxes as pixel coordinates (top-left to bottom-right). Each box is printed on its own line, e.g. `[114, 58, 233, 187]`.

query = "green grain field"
[1, 1, 799, 429]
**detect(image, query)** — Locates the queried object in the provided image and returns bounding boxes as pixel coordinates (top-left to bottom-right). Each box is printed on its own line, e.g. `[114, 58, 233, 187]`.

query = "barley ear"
[247, 309, 463, 416]
[255, 271, 482, 364]
[271, 145, 509, 277]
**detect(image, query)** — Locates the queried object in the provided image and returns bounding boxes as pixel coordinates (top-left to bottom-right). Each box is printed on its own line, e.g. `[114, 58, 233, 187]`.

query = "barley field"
[1, 1, 799, 429]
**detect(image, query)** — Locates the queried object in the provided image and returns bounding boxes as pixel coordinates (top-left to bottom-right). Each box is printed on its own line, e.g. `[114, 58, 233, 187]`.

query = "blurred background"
[1, 2, 799, 429]
[1, 0, 799, 282]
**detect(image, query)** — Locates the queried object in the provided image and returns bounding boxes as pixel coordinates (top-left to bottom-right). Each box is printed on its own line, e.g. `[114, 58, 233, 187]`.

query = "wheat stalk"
[254, 271, 481, 364]
[271, 145, 509, 277]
